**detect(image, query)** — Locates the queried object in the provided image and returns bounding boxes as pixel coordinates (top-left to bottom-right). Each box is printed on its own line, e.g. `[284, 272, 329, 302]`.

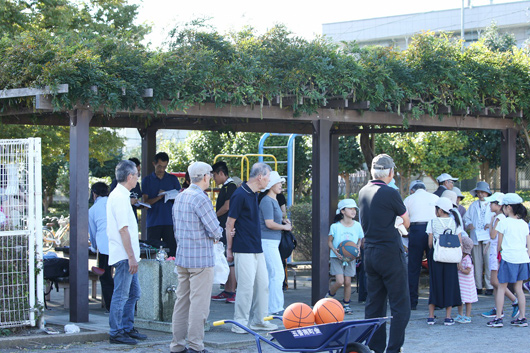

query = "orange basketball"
[313, 298, 345, 324]
[282, 302, 315, 329]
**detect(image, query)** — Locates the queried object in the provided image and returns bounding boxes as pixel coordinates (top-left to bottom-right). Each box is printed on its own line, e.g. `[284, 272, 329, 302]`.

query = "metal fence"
[338, 170, 370, 196]
[0, 138, 42, 328]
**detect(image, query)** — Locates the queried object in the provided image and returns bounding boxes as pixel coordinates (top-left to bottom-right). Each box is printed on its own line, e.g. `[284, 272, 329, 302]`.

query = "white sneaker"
[231, 325, 247, 334]
[523, 282, 530, 293]
[249, 322, 278, 331]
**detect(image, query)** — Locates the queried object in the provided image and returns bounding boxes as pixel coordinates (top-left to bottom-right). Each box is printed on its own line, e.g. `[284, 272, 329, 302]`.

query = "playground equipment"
[213, 154, 278, 181]
[258, 133, 300, 207]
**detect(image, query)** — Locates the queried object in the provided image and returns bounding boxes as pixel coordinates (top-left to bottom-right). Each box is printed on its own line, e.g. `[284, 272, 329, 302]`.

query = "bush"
[290, 202, 312, 261]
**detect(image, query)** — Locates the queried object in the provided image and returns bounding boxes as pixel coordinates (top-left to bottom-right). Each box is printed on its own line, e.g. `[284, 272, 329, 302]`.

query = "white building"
[322, 1, 530, 49]
[118, 128, 189, 155]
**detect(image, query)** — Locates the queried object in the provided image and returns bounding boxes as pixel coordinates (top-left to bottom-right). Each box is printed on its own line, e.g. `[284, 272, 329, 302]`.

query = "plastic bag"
[213, 242, 229, 285]
[64, 324, 80, 334]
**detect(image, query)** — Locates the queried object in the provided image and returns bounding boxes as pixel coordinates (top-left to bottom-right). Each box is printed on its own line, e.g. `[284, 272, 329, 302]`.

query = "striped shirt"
[172, 184, 222, 268]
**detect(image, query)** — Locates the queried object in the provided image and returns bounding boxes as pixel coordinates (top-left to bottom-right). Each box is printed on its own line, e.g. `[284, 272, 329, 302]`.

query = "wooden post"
[69, 109, 92, 322]
[501, 128, 517, 193]
[139, 128, 157, 240]
[311, 119, 334, 304]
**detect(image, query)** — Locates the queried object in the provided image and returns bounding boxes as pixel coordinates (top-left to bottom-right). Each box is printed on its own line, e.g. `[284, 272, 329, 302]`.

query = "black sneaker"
[125, 327, 147, 340]
[188, 349, 210, 353]
[487, 318, 503, 327]
[511, 318, 528, 327]
[109, 332, 137, 345]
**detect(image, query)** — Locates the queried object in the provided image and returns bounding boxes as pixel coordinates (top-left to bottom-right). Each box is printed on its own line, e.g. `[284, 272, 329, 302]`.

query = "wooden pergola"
[0, 86, 519, 322]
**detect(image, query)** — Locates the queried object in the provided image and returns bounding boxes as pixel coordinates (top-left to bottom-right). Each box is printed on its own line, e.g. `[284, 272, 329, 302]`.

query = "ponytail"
[450, 209, 461, 228]
[511, 203, 528, 221]
[333, 213, 344, 224]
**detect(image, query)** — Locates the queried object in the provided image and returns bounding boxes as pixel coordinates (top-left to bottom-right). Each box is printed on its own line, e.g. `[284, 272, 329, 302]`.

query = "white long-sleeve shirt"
[463, 200, 494, 244]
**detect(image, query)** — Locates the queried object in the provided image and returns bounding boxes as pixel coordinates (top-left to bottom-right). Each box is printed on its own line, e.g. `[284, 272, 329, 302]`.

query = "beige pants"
[233, 252, 269, 326]
[170, 266, 214, 352]
[473, 241, 492, 290]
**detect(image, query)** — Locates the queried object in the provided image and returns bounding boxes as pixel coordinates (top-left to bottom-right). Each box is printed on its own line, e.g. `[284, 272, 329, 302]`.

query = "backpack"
[43, 257, 69, 281]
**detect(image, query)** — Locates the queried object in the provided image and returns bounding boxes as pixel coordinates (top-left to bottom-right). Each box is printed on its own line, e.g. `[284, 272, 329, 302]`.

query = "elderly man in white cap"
[403, 180, 439, 310]
[358, 154, 410, 353]
[434, 173, 458, 197]
[463, 181, 494, 296]
[170, 162, 223, 353]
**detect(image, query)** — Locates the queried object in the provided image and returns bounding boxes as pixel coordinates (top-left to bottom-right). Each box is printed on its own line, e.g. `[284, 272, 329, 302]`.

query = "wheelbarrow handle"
[213, 320, 226, 327]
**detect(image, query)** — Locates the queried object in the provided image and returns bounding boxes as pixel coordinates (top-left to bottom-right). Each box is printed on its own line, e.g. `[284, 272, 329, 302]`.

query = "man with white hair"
[170, 162, 222, 353]
[226, 162, 276, 334]
[434, 173, 458, 197]
[107, 160, 146, 345]
[403, 180, 439, 310]
[358, 154, 410, 353]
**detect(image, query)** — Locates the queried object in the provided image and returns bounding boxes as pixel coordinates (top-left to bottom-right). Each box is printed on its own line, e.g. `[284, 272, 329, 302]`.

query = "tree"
[480, 22, 517, 53]
[0, 0, 150, 41]
[161, 130, 313, 199]
[376, 131, 479, 194]
[0, 124, 124, 213]
[338, 136, 364, 197]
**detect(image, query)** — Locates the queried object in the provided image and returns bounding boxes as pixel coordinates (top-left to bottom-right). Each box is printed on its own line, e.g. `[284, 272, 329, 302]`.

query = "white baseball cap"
[500, 193, 523, 205]
[188, 161, 212, 178]
[436, 197, 453, 213]
[485, 192, 504, 204]
[436, 173, 458, 183]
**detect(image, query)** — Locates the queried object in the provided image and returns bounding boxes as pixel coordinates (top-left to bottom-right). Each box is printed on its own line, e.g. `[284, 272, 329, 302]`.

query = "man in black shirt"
[210, 161, 238, 303]
[358, 154, 410, 353]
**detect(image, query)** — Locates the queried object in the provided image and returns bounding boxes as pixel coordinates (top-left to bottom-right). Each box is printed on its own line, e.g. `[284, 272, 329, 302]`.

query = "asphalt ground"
[1, 273, 527, 353]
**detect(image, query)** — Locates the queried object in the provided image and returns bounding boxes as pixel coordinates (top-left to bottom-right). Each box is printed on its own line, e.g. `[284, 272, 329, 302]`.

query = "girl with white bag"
[426, 197, 463, 326]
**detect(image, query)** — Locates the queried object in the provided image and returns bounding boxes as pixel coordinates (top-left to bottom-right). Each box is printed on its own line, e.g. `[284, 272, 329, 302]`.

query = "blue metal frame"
[258, 133, 300, 207]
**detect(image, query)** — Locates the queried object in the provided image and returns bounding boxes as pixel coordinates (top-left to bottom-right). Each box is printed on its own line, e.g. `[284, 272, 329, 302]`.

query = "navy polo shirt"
[228, 182, 262, 253]
[358, 180, 407, 251]
[142, 172, 181, 227]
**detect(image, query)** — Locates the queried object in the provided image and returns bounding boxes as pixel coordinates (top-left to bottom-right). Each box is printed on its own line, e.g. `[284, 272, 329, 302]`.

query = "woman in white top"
[481, 192, 518, 319]
[487, 193, 530, 328]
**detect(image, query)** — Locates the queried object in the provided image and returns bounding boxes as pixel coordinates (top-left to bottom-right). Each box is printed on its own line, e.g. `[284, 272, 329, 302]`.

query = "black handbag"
[279, 230, 297, 259]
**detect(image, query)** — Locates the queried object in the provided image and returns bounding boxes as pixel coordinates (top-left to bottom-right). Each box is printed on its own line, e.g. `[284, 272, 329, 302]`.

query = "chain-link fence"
[0, 138, 42, 328]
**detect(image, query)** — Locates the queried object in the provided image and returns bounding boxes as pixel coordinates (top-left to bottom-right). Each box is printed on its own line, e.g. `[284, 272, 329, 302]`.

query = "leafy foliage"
[0, 10, 529, 124]
[162, 131, 313, 194]
[0, 124, 123, 212]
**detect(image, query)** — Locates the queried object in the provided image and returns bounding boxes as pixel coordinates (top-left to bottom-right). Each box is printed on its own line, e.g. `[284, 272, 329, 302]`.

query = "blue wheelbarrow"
[213, 316, 388, 353]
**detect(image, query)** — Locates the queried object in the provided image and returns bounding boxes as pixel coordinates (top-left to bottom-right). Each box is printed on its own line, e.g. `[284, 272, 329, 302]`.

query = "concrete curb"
[0, 330, 108, 349]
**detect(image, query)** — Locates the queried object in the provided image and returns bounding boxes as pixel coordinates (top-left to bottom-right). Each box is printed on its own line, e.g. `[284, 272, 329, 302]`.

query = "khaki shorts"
[330, 257, 356, 277]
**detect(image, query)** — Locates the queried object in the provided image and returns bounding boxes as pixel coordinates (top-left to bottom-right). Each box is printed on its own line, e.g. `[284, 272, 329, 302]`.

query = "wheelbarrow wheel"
[341, 342, 371, 353]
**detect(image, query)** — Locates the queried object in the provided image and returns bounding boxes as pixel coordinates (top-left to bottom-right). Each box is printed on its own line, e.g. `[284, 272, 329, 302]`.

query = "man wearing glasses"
[107, 160, 147, 345]
[434, 173, 458, 197]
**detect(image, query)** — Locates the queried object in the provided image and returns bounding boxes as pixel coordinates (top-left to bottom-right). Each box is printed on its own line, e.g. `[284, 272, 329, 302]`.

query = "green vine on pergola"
[1, 26, 529, 126]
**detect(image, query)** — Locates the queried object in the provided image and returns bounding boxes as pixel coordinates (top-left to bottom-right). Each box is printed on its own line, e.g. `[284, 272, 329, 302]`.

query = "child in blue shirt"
[326, 199, 364, 314]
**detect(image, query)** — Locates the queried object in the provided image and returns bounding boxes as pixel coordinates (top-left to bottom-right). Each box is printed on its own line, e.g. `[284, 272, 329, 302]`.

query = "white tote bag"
[212, 242, 229, 284]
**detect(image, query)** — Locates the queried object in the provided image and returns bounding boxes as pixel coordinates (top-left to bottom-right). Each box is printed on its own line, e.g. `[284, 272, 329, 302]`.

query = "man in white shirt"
[107, 160, 146, 345]
[403, 180, 439, 310]
[463, 181, 494, 295]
